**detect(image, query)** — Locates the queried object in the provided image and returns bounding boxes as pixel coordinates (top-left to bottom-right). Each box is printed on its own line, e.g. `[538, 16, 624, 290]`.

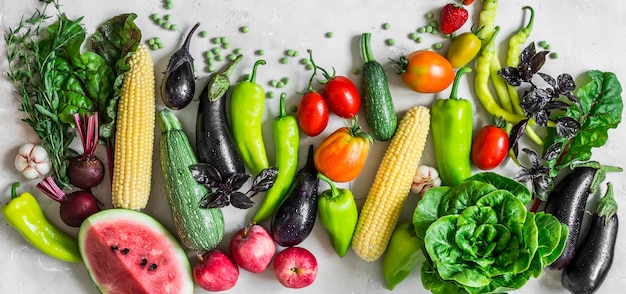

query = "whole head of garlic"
[15, 143, 52, 179]
[411, 165, 442, 197]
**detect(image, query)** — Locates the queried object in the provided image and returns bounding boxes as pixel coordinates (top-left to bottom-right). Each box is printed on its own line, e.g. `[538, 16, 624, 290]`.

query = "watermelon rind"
[78, 209, 194, 294]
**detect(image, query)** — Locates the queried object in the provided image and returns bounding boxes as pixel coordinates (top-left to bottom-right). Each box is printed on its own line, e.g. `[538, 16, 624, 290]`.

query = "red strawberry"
[440, 3, 469, 34]
[462, 0, 475, 5]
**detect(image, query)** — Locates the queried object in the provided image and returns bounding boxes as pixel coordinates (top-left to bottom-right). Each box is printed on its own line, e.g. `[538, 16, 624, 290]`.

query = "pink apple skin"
[273, 247, 318, 289]
[193, 249, 239, 291]
[230, 224, 276, 273]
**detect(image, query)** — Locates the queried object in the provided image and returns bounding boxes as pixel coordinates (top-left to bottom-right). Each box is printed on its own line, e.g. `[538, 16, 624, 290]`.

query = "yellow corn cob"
[111, 45, 156, 210]
[351, 106, 430, 261]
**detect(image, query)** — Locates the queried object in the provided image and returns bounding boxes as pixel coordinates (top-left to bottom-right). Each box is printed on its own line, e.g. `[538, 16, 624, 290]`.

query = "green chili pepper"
[230, 59, 269, 175]
[476, 0, 498, 43]
[253, 93, 299, 222]
[431, 67, 473, 186]
[506, 6, 535, 115]
[316, 173, 358, 257]
[2, 183, 81, 263]
[382, 222, 423, 290]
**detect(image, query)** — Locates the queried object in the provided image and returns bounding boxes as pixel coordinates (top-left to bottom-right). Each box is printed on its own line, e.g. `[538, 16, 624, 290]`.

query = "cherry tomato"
[314, 120, 372, 182]
[471, 125, 509, 170]
[322, 75, 361, 118]
[462, 0, 475, 5]
[297, 90, 329, 137]
[397, 50, 455, 93]
[447, 31, 482, 68]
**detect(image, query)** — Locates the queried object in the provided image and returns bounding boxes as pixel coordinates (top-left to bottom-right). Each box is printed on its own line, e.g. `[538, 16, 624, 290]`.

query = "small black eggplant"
[161, 22, 200, 110]
[544, 163, 621, 270]
[196, 55, 244, 179]
[271, 145, 319, 247]
[562, 182, 618, 294]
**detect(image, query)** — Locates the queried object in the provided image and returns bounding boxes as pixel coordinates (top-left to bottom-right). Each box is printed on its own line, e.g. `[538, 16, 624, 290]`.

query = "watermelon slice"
[78, 209, 194, 294]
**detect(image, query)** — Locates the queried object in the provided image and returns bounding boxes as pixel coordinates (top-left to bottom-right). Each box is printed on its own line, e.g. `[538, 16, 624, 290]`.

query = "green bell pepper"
[317, 173, 358, 257]
[253, 93, 300, 222]
[2, 183, 82, 263]
[431, 66, 473, 186]
[230, 59, 269, 175]
[382, 222, 424, 290]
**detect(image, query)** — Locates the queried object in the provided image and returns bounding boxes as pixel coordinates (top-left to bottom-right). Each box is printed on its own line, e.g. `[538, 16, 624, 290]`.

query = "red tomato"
[471, 125, 509, 170]
[322, 76, 360, 118]
[398, 50, 455, 93]
[462, 0, 475, 5]
[314, 122, 372, 182]
[297, 91, 329, 137]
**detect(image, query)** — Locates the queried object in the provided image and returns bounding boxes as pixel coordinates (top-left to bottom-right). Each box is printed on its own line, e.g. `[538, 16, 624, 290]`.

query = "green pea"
[325, 32, 334, 38]
[163, 14, 171, 21]
[300, 58, 310, 65]
[212, 47, 222, 54]
[221, 37, 228, 44]
[233, 48, 242, 55]
[286, 49, 296, 56]
[255, 49, 265, 56]
[425, 12, 433, 19]
[276, 81, 285, 88]
[222, 42, 230, 49]
[292, 50, 299, 57]
[199, 31, 208, 38]
[266, 91, 275, 99]
[215, 55, 224, 62]
[430, 21, 438, 27]
[151, 44, 159, 51]
[549, 52, 558, 59]
[228, 53, 238, 61]
[417, 27, 426, 33]
[204, 51, 214, 59]
[544, 44, 551, 50]
[416, 36, 422, 43]
[150, 13, 159, 20]
[165, 2, 173, 9]
[408, 32, 419, 40]
[211, 37, 222, 44]
[155, 18, 164, 25]
[386, 38, 395, 46]
[431, 28, 438, 34]
[148, 38, 156, 46]
[538, 40, 548, 48]
[163, 22, 172, 30]
[426, 26, 433, 33]
[382, 23, 391, 30]
[433, 42, 443, 50]
[305, 64, 314, 71]
[269, 80, 279, 87]
[352, 68, 360, 75]
[208, 65, 216, 72]
[279, 57, 289, 64]
[240, 26, 249, 33]
[170, 24, 179, 31]
[280, 77, 290, 85]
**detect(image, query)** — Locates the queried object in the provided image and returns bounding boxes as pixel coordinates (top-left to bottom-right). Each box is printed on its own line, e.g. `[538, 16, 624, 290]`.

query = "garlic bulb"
[15, 143, 52, 179]
[411, 165, 441, 196]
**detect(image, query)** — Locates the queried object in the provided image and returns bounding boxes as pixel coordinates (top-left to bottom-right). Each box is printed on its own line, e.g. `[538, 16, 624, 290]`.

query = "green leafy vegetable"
[544, 70, 623, 176]
[413, 172, 568, 294]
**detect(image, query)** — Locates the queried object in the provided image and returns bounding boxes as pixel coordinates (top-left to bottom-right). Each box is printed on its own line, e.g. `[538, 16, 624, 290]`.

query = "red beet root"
[68, 112, 104, 189]
[37, 176, 101, 227]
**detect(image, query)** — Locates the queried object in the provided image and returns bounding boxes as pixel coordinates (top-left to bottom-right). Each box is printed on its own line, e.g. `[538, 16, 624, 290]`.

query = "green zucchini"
[360, 32, 397, 141]
[157, 109, 224, 252]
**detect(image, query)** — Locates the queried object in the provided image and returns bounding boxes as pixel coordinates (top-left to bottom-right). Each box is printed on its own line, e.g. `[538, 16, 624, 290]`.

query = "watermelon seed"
[149, 263, 158, 271]
[121, 248, 130, 255]
[140, 258, 148, 268]
[110, 245, 118, 252]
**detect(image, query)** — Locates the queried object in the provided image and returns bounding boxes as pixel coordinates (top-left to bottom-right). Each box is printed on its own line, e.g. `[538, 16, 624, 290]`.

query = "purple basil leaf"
[227, 173, 250, 191]
[515, 169, 533, 183]
[546, 101, 570, 111]
[519, 43, 536, 67]
[199, 190, 228, 209]
[190, 163, 223, 186]
[529, 51, 549, 75]
[565, 92, 582, 109]
[508, 119, 528, 151]
[531, 110, 549, 127]
[538, 72, 556, 88]
[497, 67, 523, 87]
[522, 147, 541, 167]
[543, 142, 562, 161]
[555, 117, 581, 138]
[521, 88, 550, 114]
[533, 175, 552, 201]
[230, 192, 255, 209]
[557, 73, 576, 92]
[248, 167, 279, 197]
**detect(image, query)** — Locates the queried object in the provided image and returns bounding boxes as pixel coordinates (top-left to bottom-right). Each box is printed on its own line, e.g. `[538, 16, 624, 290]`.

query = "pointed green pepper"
[431, 66, 473, 186]
[253, 93, 299, 222]
[230, 59, 269, 175]
[382, 222, 424, 290]
[317, 173, 358, 257]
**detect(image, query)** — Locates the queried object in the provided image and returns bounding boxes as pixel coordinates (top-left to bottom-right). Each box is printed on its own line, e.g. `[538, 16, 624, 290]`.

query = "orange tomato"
[398, 50, 455, 93]
[314, 121, 372, 182]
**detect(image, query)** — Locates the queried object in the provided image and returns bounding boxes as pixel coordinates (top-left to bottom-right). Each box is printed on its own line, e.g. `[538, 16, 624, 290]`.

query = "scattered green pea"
[163, 22, 172, 30]
[211, 37, 222, 44]
[305, 63, 314, 71]
[233, 48, 242, 55]
[266, 91, 275, 99]
[204, 50, 214, 59]
[299, 58, 310, 65]
[417, 27, 426, 33]
[425, 12, 434, 19]
[163, 14, 171, 21]
[426, 26, 433, 33]
[544, 44, 551, 50]
[150, 13, 159, 21]
[352, 68, 360, 75]
[155, 18, 164, 26]
[292, 50, 299, 57]
[386, 38, 396, 46]
[415, 36, 422, 43]
[431, 28, 439, 34]
[240, 26, 249, 33]
[228, 53, 238, 61]
[279, 57, 289, 64]
[170, 24, 179, 31]
[214, 55, 224, 62]
[212, 47, 222, 55]
[148, 38, 156, 46]
[221, 37, 228, 44]
[286, 49, 296, 56]
[276, 81, 286, 88]
[255, 49, 265, 56]
[280, 77, 290, 85]
[408, 32, 419, 40]
[221, 42, 230, 49]
[269, 80, 279, 87]
[151, 44, 159, 51]
[199, 31, 208, 38]
[549, 52, 558, 59]
[433, 42, 443, 50]
[325, 32, 334, 38]
[207, 65, 217, 72]
[538, 40, 548, 48]
[382, 23, 391, 30]
[165, 2, 173, 9]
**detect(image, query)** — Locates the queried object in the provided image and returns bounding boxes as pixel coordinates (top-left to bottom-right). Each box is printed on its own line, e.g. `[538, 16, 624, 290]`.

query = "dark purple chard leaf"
[190, 163, 223, 187]
[247, 167, 279, 197]
[226, 173, 250, 191]
[230, 192, 255, 209]
[554, 117, 580, 138]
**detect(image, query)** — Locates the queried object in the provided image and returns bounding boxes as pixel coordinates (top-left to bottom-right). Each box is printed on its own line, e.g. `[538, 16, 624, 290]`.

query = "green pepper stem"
[11, 182, 20, 199]
[247, 59, 266, 83]
[278, 93, 287, 118]
[521, 6, 535, 35]
[317, 173, 341, 200]
[360, 33, 375, 63]
[449, 67, 472, 100]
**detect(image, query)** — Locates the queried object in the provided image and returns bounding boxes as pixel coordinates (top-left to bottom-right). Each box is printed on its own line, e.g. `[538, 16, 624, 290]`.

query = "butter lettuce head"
[413, 172, 567, 294]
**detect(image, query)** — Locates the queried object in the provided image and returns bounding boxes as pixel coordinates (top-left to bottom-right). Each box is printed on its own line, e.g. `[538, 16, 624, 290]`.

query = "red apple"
[230, 223, 276, 273]
[193, 249, 239, 291]
[273, 246, 318, 288]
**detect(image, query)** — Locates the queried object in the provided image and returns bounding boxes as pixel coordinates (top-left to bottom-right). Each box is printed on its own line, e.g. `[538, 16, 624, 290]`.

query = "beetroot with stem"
[68, 112, 105, 189]
[37, 176, 101, 227]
